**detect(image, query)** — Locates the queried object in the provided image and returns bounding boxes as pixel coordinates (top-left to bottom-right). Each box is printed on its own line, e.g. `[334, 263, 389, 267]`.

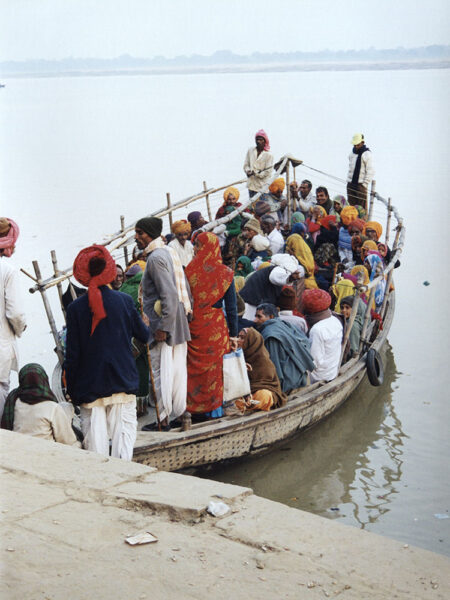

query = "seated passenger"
[286, 232, 318, 289]
[168, 220, 194, 267]
[330, 194, 348, 217]
[241, 218, 271, 264]
[111, 264, 124, 290]
[254, 303, 314, 393]
[1, 363, 80, 447]
[340, 296, 364, 357]
[276, 286, 307, 334]
[302, 289, 343, 383]
[187, 211, 207, 235]
[266, 178, 288, 224]
[238, 327, 287, 410]
[306, 205, 326, 244]
[315, 215, 339, 250]
[260, 215, 285, 255]
[215, 186, 242, 219]
[364, 254, 386, 311]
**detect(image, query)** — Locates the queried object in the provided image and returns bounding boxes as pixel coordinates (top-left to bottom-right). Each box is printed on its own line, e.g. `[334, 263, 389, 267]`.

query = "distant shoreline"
[1, 59, 449, 79]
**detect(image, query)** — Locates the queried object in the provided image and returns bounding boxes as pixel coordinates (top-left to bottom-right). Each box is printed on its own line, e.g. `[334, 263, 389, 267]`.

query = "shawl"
[314, 242, 339, 266]
[234, 275, 246, 292]
[332, 278, 356, 313]
[332, 195, 348, 209]
[1, 363, 57, 431]
[241, 328, 287, 407]
[255, 129, 270, 151]
[145, 237, 192, 315]
[286, 234, 318, 289]
[363, 221, 383, 241]
[351, 144, 370, 185]
[185, 232, 233, 308]
[360, 240, 378, 261]
[305, 308, 332, 330]
[365, 254, 386, 306]
[0, 218, 19, 257]
[235, 256, 254, 278]
[351, 265, 370, 285]
[292, 212, 305, 224]
[73, 245, 117, 335]
[318, 198, 333, 214]
[338, 226, 352, 250]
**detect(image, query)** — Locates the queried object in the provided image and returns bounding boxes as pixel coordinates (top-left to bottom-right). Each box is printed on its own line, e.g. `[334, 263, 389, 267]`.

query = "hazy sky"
[1, 0, 449, 61]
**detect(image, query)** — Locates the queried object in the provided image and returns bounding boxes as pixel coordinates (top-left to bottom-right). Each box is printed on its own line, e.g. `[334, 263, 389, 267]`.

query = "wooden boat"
[25, 155, 405, 471]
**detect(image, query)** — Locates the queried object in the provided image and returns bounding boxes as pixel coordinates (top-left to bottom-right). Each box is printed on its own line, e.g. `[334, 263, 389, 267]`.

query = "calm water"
[1, 68, 449, 556]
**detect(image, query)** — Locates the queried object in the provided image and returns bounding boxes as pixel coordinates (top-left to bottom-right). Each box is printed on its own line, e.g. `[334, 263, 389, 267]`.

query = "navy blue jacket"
[65, 287, 149, 405]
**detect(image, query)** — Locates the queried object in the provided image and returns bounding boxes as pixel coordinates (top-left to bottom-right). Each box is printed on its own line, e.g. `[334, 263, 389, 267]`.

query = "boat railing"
[23, 154, 404, 366]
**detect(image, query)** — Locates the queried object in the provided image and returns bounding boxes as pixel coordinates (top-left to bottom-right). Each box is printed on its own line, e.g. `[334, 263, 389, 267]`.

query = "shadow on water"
[195, 344, 406, 530]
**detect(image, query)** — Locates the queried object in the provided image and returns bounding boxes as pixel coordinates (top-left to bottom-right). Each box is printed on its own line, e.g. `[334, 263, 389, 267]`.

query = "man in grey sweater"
[135, 217, 192, 430]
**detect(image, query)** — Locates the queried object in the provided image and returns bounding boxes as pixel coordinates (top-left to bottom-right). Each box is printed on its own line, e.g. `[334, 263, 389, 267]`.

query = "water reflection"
[197, 344, 407, 530]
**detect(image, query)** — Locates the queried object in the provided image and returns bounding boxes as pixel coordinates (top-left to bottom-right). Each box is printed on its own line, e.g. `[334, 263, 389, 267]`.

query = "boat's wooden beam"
[50, 250, 66, 321]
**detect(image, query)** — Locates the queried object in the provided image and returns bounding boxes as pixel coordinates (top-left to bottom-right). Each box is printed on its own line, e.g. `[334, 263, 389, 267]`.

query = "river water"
[1, 67, 449, 556]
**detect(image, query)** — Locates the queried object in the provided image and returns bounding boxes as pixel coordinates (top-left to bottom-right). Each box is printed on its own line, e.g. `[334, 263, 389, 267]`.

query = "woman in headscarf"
[1, 363, 80, 446]
[291, 211, 305, 226]
[364, 254, 386, 310]
[340, 296, 365, 357]
[306, 205, 326, 244]
[360, 240, 380, 262]
[185, 232, 238, 418]
[291, 221, 315, 252]
[237, 327, 287, 411]
[331, 277, 356, 313]
[330, 195, 348, 217]
[315, 214, 339, 250]
[235, 256, 254, 278]
[286, 233, 318, 290]
[350, 265, 374, 310]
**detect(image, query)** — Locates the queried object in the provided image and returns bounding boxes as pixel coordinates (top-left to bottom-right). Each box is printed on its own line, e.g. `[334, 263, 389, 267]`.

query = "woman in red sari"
[185, 232, 238, 418]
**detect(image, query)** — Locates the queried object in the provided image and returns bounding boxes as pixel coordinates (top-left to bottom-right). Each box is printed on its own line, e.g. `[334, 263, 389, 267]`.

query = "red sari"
[185, 232, 234, 414]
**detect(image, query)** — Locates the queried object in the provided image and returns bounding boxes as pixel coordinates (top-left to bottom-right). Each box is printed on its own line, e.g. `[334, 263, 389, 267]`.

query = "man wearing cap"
[243, 129, 274, 198]
[168, 220, 194, 267]
[276, 287, 307, 334]
[347, 133, 374, 209]
[135, 216, 192, 431]
[0, 217, 27, 420]
[302, 289, 343, 383]
[65, 245, 149, 460]
[241, 218, 271, 264]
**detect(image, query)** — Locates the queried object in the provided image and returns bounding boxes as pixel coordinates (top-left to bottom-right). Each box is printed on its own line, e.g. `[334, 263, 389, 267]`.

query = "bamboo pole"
[203, 181, 212, 221]
[120, 215, 129, 265]
[286, 162, 291, 227]
[51, 250, 66, 320]
[32, 260, 64, 365]
[68, 282, 77, 301]
[21, 268, 38, 283]
[380, 269, 394, 320]
[339, 292, 361, 367]
[166, 193, 173, 230]
[358, 286, 376, 354]
[385, 198, 392, 246]
[368, 179, 376, 220]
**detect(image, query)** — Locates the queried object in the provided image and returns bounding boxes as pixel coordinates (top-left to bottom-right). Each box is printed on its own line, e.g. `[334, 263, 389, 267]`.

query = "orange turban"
[340, 206, 358, 226]
[172, 220, 191, 235]
[302, 289, 332, 314]
[269, 178, 285, 194]
[363, 221, 383, 240]
[223, 186, 240, 203]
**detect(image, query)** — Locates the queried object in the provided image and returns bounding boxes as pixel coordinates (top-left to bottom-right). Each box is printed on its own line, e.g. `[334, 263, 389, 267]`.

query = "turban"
[271, 253, 299, 274]
[223, 186, 240, 203]
[292, 212, 305, 224]
[302, 289, 332, 314]
[363, 221, 383, 240]
[340, 206, 358, 226]
[292, 222, 307, 236]
[269, 177, 285, 194]
[243, 218, 262, 234]
[278, 286, 296, 311]
[255, 129, 270, 151]
[349, 218, 365, 232]
[252, 234, 270, 252]
[171, 219, 191, 235]
[320, 215, 337, 230]
[187, 211, 202, 226]
[362, 240, 378, 252]
[0, 218, 19, 257]
[73, 245, 117, 335]
[136, 217, 163, 239]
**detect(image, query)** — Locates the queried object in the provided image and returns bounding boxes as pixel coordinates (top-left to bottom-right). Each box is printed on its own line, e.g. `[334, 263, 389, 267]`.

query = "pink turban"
[255, 129, 270, 151]
[0, 218, 20, 257]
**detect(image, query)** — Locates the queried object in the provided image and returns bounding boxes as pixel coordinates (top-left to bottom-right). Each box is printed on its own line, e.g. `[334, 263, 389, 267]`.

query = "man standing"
[297, 180, 316, 215]
[168, 220, 194, 267]
[243, 129, 274, 198]
[65, 245, 149, 460]
[135, 217, 192, 431]
[347, 133, 374, 209]
[0, 217, 26, 420]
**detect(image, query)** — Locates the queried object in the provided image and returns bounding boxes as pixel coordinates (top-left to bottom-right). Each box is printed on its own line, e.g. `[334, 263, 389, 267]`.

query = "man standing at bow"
[347, 133, 374, 209]
[65, 245, 149, 460]
[0, 217, 26, 420]
[243, 129, 274, 198]
[135, 217, 192, 431]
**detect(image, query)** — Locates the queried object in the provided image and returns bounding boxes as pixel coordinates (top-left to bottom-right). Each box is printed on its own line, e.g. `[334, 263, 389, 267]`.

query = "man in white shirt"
[260, 215, 284, 255]
[0, 217, 26, 420]
[243, 129, 274, 197]
[297, 180, 316, 216]
[302, 289, 343, 384]
[168, 220, 194, 268]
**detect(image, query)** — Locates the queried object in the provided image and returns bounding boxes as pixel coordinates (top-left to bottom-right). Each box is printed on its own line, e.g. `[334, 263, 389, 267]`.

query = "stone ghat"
[1, 430, 448, 600]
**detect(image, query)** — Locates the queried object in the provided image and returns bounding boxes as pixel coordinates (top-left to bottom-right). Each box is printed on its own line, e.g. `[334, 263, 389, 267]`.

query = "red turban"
[0, 218, 19, 257]
[302, 289, 332, 314]
[73, 245, 117, 335]
[349, 218, 365, 232]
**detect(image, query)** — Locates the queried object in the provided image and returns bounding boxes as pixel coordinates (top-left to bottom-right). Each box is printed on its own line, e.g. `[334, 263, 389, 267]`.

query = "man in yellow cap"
[347, 133, 374, 209]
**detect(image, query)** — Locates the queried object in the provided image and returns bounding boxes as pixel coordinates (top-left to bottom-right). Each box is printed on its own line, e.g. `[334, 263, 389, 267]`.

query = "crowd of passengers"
[0, 130, 398, 460]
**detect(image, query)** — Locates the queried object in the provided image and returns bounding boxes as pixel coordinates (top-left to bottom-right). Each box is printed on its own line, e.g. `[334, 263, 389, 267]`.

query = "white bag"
[223, 348, 251, 401]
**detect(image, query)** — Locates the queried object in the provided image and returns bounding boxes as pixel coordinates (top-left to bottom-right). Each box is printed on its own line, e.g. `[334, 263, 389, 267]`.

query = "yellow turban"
[363, 221, 383, 241]
[223, 186, 240, 203]
[172, 219, 191, 235]
[269, 177, 286, 194]
[340, 206, 358, 226]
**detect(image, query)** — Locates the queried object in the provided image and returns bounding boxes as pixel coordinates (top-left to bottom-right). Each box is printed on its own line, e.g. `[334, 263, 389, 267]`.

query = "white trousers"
[80, 400, 137, 461]
[0, 379, 10, 422]
[150, 341, 187, 421]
